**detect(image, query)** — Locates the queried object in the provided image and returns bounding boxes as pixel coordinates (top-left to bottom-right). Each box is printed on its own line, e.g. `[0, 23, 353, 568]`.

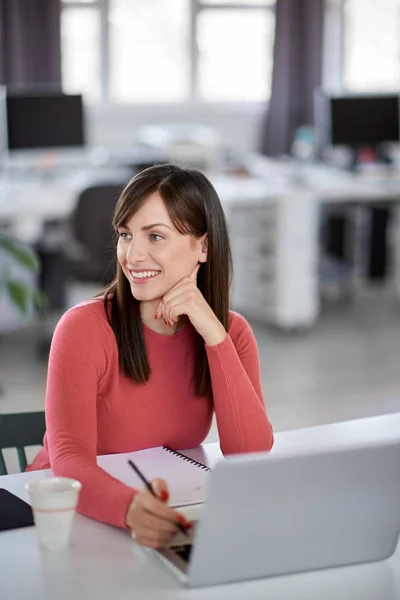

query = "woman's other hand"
[125, 478, 191, 548]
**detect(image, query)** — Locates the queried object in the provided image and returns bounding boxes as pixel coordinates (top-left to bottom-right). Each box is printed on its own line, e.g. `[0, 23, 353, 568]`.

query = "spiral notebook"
[97, 446, 212, 508]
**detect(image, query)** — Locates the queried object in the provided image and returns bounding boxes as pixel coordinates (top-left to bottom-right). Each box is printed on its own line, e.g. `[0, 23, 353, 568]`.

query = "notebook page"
[97, 447, 210, 507]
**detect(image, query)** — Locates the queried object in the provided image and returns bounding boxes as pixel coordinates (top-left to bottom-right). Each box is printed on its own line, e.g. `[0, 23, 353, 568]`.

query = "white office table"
[0, 166, 132, 240]
[2, 161, 400, 329]
[2, 413, 400, 600]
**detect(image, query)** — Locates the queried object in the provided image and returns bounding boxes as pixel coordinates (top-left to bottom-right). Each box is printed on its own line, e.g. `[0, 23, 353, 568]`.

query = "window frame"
[322, 0, 345, 93]
[61, 0, 275, 104]
[323, 0, 400, 94]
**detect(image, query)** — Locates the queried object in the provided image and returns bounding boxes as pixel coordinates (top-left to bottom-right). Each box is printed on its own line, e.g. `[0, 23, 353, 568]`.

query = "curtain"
[0, 0, 61, 87]
[260, 0, 324, 156]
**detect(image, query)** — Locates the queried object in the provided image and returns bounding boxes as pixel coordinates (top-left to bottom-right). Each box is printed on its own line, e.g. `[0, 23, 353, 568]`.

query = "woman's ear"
[199, 234, 208, 263]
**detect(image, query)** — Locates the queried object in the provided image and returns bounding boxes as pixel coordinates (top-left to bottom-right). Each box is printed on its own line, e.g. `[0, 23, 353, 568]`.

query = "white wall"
[85, 102, 267, 154]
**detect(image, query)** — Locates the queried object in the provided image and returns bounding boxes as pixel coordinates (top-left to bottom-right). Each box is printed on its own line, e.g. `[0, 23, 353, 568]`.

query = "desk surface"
[3, 161, 400, 239]
[2, 413, 400, 600]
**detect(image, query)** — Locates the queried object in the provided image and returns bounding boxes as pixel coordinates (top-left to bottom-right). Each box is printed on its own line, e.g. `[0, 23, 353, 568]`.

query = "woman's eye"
[149, 234, 163, 242]
[118, 231, 131, 240]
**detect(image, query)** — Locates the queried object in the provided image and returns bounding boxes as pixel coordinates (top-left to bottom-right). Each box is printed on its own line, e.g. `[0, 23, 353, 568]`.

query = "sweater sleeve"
[205, 311, 274, 455]
[45, 305, 136, 529]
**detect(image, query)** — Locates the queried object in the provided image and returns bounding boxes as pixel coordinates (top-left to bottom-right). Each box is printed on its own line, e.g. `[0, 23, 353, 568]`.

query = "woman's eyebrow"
[141, 223, 174, 232]
[118, 222, 174, 232]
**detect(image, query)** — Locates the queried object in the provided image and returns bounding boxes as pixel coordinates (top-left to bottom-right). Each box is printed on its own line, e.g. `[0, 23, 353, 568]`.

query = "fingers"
[155, 281, 190, 324]
[155, 299, 163, 322]
[132, 515, 178, 549]
[158, 282, 198, 325]
[163, 298, 188, 326]
[138, 484, 175, 521]
[139, 510, 178, 536]
[134, 533, 170, 549]
[151, 478, 169, 502]
[126, 488, 171, 529]
[154, 264, 201, 325]
[126, 484, 191, 549]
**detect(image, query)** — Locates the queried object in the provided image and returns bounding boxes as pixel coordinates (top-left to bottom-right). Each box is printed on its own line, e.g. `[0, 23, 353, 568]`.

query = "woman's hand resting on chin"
[156, 264, 227, 347]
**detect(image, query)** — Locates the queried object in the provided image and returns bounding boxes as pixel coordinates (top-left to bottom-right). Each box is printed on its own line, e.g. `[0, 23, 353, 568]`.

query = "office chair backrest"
[71, 184, 125, 284]
[0, 411, 46, 475]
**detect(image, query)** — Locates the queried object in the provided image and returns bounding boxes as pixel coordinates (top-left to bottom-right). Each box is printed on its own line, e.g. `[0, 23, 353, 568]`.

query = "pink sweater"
[28, 299, 273, 528]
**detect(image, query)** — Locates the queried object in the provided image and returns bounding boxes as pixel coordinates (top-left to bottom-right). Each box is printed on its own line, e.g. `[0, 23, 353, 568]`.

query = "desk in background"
[2, 159, 400, 330]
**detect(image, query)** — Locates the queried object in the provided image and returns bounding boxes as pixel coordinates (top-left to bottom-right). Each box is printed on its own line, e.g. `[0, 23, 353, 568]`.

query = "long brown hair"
[103, 163, 232, 399]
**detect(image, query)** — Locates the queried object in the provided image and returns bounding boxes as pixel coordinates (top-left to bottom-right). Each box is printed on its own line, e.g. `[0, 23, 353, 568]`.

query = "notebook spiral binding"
[163, 447, 212, 472]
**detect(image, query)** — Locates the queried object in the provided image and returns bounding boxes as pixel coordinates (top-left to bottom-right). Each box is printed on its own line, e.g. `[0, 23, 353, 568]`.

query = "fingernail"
[176, 514, 186, 524]
[154, 312, 159, 319]
[184, 522, 192, 530]
[160, 490, 169, 501]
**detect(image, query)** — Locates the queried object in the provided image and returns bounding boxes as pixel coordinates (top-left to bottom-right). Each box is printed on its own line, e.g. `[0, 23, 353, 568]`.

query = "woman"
[28, 163, 273, 548]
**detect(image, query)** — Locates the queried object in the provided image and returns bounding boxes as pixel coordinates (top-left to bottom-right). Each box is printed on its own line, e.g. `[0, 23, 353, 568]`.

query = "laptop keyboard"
[172, 544, 193, 563]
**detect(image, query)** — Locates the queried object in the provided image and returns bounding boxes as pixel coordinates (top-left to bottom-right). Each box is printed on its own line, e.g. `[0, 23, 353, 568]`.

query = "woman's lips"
[129, 270, 161, 284]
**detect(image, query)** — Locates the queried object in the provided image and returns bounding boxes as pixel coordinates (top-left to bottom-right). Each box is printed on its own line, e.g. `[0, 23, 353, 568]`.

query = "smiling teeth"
[131, 271, 159, 279]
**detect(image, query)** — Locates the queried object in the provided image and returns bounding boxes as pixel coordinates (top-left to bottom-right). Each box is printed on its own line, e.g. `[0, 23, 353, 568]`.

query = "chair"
[65, 183, 126, 285]
[36, 183, 125, 318]
[0, 411, 46, 475]
[319, 204, 360, 301]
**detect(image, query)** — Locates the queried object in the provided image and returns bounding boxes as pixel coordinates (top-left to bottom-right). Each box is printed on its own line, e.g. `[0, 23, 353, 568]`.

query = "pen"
[127, 459, 189, 537]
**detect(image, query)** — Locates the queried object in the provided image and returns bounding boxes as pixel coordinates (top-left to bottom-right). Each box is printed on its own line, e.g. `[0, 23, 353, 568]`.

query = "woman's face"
[117, 191, 206, 302]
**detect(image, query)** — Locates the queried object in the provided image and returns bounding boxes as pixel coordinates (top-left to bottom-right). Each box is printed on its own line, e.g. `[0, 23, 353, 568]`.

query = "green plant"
[0, 233, 44, 314]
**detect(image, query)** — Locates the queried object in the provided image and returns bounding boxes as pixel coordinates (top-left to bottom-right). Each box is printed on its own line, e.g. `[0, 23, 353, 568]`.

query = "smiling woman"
[26, 163, 274, 550]
[108, 167, 230, 393]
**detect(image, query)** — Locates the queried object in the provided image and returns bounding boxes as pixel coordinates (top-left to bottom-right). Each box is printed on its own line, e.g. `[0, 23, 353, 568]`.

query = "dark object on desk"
[127, 459, 189, 538]
[65, 184, 125, 285]
[368, 207, 391, 280]
[322, 205, 392, 285]
[315, 91, 399, 168]
[36, 221, 68, 311]
[325, 212, 349, 263]
[0, 489, 34, 531]
[0, 411, 46, 475]
[6, 92, 85, 150]
[173, 544, 193, 563]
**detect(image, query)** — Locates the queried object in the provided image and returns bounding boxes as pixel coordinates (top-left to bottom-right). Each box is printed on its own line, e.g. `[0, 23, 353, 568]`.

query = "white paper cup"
[25, 477, 82, 551]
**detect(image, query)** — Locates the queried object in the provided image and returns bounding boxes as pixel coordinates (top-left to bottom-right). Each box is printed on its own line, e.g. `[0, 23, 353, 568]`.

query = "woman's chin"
[129, 282, 162, 302]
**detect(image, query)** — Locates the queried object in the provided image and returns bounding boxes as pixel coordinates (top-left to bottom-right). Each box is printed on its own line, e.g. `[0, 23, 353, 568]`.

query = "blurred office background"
[2, 0, 400, 472]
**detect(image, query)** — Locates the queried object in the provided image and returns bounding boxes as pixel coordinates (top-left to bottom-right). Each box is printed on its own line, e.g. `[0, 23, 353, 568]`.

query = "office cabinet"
[227, 196, 320, 329]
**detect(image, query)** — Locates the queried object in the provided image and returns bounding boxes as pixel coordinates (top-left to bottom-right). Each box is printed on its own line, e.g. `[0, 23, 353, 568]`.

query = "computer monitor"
[5, 91, 85, 150]
[330, 94, 399, 147]
[314, 90, 400, 167]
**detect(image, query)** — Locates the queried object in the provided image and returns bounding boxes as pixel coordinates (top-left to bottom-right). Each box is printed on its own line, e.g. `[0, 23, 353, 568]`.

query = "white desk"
[0, 166, 132, 241]
[2, 160, 400, 329]
[2, 413, 400, 600]
[221, 163, 400, 329]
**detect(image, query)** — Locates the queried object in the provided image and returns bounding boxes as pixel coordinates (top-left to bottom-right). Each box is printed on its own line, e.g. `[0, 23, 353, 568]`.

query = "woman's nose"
[126, 236, 147, 263]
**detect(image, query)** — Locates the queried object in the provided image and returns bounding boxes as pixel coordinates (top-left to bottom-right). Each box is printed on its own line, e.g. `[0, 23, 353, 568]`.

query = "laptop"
[147, 437, 400, 587]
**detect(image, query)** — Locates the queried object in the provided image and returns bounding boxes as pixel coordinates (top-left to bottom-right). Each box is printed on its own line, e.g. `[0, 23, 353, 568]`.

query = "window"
[61, 5, 102, 103]
[108, 0, 190, 103]
[342, 0, 400, 92]
[61, 0, 275, 104]
[197, 8, 274, 101]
